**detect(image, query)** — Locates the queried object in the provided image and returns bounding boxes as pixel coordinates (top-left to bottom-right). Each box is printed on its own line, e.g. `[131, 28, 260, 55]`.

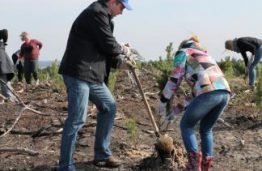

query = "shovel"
[129, 67, 160, 136]
[129, 66, 176, 159]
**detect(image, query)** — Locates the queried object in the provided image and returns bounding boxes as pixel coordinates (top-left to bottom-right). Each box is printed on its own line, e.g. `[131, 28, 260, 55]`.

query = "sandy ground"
[0, 69, 261, 171]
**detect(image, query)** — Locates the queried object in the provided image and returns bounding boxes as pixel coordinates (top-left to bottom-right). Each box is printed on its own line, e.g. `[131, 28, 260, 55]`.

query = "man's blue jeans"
[248, 45, 262, 86]
[180, 90, 230, 157]
[59, 75, 116, 171]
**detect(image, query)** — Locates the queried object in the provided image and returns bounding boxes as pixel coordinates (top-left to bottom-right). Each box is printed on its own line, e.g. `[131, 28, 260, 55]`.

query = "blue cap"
[119, 0, 132, 10]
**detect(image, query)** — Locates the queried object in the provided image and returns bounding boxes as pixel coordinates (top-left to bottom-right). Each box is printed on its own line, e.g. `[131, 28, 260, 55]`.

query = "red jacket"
[20, 39, 42, 60]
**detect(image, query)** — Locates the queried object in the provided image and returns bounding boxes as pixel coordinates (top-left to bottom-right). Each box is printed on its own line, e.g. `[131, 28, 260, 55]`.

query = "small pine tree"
[231, 58, 245, 76]
[165, 42, 174, 61]
[125, 118, 138, 145]
[218, 56, 234, 77]
[149, 43, 177, 114]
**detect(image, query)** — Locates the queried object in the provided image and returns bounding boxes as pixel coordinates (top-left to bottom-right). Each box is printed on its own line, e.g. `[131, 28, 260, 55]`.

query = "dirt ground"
[0, 69, 261, 171]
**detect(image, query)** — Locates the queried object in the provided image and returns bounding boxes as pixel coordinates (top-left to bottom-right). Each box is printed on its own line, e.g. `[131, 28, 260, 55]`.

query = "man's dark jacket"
[236, 37, 262, 67]
[58, 0, 123, 83]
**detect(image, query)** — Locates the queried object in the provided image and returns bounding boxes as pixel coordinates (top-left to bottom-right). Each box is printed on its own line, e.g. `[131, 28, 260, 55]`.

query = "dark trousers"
[16, 62, 24, 82]
[24, 59, 38, 84]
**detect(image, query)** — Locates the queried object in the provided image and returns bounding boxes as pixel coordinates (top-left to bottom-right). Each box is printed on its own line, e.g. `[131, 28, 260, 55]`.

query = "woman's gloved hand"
[160, 104, 184, 130]
[158, 101, 167, 117]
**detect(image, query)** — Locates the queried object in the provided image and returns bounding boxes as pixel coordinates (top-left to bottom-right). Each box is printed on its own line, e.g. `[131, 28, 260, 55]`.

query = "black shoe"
[93, 156, 122, 168]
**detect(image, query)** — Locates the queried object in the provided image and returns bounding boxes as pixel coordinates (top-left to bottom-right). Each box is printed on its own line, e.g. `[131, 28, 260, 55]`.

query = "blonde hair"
[225, 40, 233, 50]
[20, 32, 29, 40]
[190, 34, 200, 43]
[189, 34, 208, 52]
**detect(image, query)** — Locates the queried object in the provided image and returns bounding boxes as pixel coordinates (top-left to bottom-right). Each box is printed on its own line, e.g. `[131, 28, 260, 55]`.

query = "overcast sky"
[1, 0, 262, 61]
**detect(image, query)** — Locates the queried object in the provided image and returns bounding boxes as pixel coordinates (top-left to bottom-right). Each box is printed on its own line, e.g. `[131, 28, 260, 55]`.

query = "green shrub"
[231, 58, 245, 76]
[256, 64, 262, 108]
[218, 57, 245, 78]
[38, 60, 64, 90]
[218, 57, 234, 78]
[151, 58, 173, 90]
[107, 69, 118, 92]
[150, 58, 173, 112]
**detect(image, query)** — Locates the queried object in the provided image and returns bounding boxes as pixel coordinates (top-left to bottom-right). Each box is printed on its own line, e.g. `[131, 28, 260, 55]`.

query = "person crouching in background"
[12, 49, 24, 83]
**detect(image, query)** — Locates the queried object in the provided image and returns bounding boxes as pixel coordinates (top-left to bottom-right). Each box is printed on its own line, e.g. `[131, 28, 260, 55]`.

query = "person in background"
[12, 50, 24, 82]
[19, 31, 42, 86]
[158, 36, 231, 171]
[0, 29, 15, 101]
[57, 0, 133, 170]
[225, 37, 262, 89]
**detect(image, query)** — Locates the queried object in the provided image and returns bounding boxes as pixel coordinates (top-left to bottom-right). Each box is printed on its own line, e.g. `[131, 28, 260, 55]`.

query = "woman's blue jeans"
[180, 90, 230, 157]
[59, 75, 116, 171]
[249, 45, 262, 86]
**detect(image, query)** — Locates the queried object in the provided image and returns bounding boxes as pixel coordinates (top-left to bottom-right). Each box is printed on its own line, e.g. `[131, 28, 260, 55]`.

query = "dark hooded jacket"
[235, 37, 262, 67]
[58, 0, 123, 84]
[0, 29, 8, 44]
[0, 42, 15, 81]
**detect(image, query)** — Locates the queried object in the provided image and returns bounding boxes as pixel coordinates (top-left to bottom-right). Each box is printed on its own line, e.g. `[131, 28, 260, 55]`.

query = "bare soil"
[0, 69, 261, 171]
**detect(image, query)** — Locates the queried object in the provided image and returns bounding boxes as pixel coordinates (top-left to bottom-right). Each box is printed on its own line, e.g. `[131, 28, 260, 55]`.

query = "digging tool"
[125, 63, 186, 164]
[129, 66, 160, 136]
[127, 70, 136, 87]
[129, 66, 177, 159]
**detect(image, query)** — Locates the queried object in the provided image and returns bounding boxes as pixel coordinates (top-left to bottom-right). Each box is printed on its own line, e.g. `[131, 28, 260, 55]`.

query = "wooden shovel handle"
[130, 68, 160, 136]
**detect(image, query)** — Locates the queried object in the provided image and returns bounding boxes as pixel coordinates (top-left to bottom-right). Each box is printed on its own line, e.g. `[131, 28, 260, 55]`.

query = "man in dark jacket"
[58, 0, 132, 170]
[12, 50, 24, 82]
[0, 29, 15, 101]
[225, 37, 262, 89]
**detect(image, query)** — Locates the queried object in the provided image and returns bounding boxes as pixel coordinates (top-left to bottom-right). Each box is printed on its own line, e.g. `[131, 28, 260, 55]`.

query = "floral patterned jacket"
[162, 41, 231, 100]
